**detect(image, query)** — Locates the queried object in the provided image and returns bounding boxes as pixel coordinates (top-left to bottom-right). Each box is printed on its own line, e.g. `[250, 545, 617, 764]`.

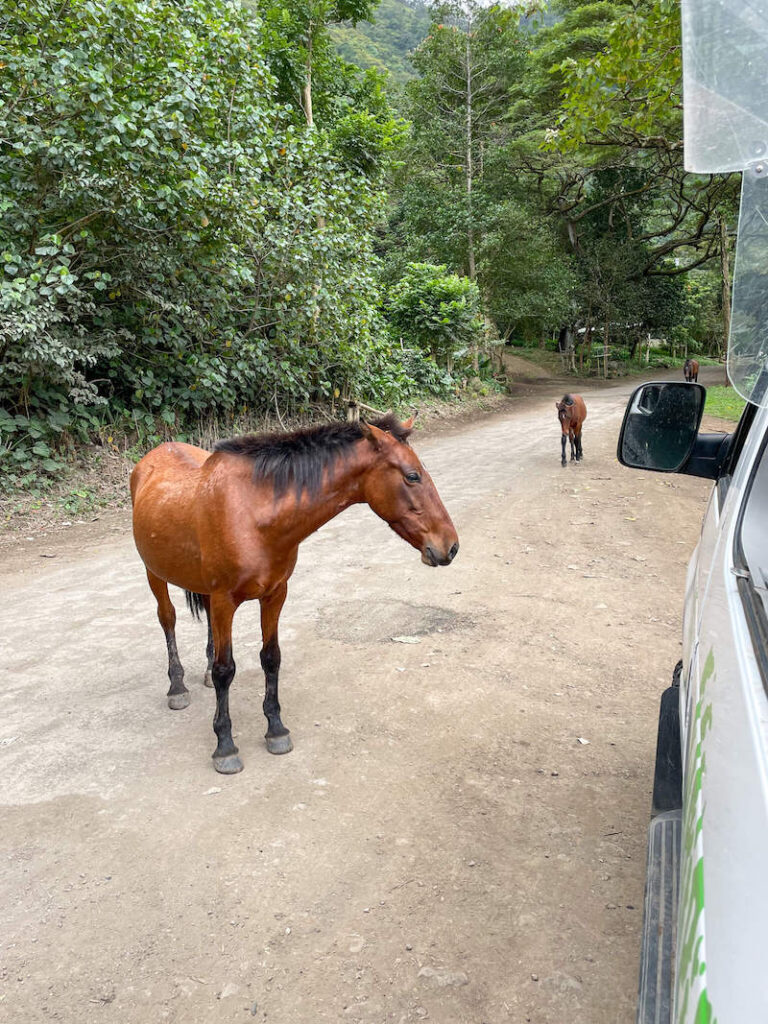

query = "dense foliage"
[385, 0, 736, 362]
[0, 0, 462, 491]
[1, 0, 739, 494]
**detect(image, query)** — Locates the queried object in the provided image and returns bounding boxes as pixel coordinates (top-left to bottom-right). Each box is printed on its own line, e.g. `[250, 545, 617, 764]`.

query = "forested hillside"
[331, 0, 430, 85]
[1, 0, 736, 495]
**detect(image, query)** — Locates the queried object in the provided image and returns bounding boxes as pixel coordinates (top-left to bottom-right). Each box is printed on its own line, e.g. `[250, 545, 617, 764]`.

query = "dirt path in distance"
[0, 370, 724, 1024]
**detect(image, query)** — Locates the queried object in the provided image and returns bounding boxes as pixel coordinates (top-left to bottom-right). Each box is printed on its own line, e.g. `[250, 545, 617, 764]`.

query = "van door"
[675, 410, 768, 1022]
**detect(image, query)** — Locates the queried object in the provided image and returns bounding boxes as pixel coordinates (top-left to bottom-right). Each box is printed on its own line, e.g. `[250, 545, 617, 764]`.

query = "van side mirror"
[618, 382, 706, 472]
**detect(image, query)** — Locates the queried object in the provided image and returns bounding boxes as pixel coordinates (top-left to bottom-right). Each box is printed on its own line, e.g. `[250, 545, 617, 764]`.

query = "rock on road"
[0, 376, 716, 1024]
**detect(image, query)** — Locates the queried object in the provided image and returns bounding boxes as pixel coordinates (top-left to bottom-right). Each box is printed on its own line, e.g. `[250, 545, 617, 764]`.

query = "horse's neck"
[265, 443, 371, 547]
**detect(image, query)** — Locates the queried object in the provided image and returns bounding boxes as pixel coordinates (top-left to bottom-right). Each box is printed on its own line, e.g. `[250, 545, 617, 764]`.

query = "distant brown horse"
[131, 414, 459, 774]
[684, 358, 699, 382]
[556, 394, 587, 466]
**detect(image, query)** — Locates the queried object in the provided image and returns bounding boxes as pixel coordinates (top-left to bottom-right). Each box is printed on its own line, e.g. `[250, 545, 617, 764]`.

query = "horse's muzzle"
[422, 540, 460, 567]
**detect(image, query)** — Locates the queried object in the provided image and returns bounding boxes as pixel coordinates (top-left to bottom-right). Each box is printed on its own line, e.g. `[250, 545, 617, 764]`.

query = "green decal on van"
[676, 650, 717, 1023]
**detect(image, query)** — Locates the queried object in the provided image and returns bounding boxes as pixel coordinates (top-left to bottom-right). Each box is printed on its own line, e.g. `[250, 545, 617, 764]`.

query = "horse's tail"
[185, 591, 206, 621]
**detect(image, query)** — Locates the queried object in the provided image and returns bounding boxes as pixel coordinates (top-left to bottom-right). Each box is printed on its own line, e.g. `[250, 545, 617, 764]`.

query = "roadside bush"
[384, 263, 484, 370]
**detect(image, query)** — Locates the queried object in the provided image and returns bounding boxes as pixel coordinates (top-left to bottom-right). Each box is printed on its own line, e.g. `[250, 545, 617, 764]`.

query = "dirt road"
[0, 374, 720, 1024]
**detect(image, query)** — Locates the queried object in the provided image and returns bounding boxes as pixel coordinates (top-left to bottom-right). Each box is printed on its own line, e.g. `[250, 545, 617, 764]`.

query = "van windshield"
[682, 0, 768, 407]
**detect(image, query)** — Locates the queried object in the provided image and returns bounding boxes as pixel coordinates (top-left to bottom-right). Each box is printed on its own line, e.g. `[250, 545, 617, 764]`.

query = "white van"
[619, 383, 768, 1022]
[624, 2, 768, 1016]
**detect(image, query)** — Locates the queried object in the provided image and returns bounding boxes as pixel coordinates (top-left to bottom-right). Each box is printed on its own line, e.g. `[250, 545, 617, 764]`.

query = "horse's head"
[556, 397, 574, 429]
[360, 417, 459, 567]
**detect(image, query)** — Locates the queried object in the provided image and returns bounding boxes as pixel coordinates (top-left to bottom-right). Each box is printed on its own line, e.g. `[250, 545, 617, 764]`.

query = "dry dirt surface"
[1, 371, 725, 1024]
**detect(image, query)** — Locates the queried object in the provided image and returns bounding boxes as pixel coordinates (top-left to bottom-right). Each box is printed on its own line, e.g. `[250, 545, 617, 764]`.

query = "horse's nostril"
[448, 541, 459, 563]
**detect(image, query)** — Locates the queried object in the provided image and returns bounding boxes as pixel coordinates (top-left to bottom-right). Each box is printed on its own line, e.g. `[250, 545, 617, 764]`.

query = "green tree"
[386, 262, 484, 371]
[407, 3, 527, 284]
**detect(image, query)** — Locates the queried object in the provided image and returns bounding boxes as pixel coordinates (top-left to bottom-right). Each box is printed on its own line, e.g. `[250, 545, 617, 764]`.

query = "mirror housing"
[618, 382, 708, 473]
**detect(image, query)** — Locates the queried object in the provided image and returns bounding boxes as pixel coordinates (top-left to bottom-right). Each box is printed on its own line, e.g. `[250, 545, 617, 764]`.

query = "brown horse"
[130, 414, 459, 774]
[684, 358, 699, 383]
[555, 394, 587, 466]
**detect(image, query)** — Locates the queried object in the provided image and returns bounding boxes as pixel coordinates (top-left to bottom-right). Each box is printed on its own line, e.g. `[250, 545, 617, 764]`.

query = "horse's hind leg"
[260, 583, 293, 755]
[203, 597, 214, 688]
[209, 593, 243, 774]
[575, 430, 584, 461]
[146, 570, 190, 710]
[569, 429, 577, 461]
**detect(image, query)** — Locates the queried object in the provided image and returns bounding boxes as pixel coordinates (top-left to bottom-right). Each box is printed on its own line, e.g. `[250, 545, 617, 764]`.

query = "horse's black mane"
[214, 413, 411, 498]
[561, 394, 574, 406]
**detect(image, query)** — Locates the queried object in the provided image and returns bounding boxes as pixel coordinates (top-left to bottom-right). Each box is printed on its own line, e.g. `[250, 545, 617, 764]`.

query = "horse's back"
[572, 394, 587, 422]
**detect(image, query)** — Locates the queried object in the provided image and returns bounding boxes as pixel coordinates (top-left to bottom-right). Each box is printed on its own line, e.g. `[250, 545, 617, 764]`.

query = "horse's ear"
[360, 421, 388, 450]
[401, 413, 417, 432]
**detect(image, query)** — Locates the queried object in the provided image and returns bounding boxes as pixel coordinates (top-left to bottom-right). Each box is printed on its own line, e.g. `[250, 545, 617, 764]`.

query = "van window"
[736, 426, 768, 689]
[740, 432, 768, 597]
[716, 400, 758, 506]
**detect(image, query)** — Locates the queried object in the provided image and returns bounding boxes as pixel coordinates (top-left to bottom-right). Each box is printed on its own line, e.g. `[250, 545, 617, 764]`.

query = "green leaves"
[1, 0, 438, 491]
[386, 262, 484, 366]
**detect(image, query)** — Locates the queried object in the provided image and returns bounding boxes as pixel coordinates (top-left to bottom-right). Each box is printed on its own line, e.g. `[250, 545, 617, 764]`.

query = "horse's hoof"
[266, 732, 293, 755]
[203, 670, 213, 688]
[561, 461, 567, 468]
[167, 691, 191, 710]
[213, 754, 244, 774]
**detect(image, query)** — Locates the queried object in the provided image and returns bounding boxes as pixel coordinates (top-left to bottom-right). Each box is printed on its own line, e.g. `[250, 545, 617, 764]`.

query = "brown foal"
[555, 393, 587, 467]
[130, 414, 459, 774]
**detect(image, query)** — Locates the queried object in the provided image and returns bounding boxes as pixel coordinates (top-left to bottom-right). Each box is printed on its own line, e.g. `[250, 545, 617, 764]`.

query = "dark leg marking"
[260, 584, 293, 755]
[211, 646, 242, 773]
[561, 433, 567, 467]
[203, 598, 214, 688]
[209, 595, 243, 774]
[147, 570, 190, 710]
[165, 631, 190, 710]
[261, 637, 292, 754]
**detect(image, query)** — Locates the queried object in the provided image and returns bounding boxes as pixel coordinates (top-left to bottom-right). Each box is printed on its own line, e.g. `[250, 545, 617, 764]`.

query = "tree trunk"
[465, 34, 475, 283]
[302, 27, 325, 332]
[302, 32, 314, 128]
[719, 213, 731, 386]
[465, 34, 479, 372]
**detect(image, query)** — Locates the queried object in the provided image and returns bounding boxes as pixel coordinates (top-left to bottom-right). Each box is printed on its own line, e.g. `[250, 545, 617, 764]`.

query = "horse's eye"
[405, 471, 421, 484]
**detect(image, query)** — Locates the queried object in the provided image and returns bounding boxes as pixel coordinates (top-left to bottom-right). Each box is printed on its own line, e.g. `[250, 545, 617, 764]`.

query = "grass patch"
[705, 385, 747, 422]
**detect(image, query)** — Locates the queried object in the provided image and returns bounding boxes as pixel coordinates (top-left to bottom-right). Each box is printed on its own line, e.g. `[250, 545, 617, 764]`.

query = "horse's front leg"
[569, 428, 577, 461]
[561, 432, 567, 467]
[209, 593, 243, 774]
[575, 431, 584, 461]
[146, 570, 190, 710]
[260, 582, 293, 755]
